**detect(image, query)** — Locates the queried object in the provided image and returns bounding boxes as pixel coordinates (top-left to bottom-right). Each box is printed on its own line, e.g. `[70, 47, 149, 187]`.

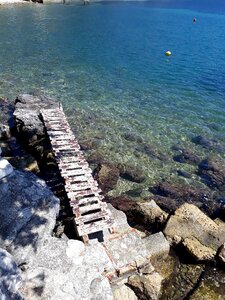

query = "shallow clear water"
[1, 1, 225, 194]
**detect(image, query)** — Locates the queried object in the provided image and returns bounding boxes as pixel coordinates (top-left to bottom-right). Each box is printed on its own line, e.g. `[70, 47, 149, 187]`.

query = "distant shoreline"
[0, 0, 28, 5]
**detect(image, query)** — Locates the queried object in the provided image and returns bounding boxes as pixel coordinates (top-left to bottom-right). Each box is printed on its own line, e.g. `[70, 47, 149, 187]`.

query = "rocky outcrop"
[0, 169, 59, 265]
[21, 238, 113, 300]
[0, 248, 23, 300]
[13, 94, 58, 158]
[164, 203, 225, 261]
[0, 166, 113, 299]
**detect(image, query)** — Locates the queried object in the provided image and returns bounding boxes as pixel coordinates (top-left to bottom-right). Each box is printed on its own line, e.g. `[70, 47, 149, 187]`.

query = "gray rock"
[13, 94, 58, 155]
[128, 272, 162, 300]
[113, 284, 138, 300]
[0, 168, 113, 300]
[0, 248, 23, 300]
[0, 158, 14, 179]
[21, 238, 113, 300]
[135, 200, 168, 227]
[164, 203, 225, 261]
[0, 170, 59, 265]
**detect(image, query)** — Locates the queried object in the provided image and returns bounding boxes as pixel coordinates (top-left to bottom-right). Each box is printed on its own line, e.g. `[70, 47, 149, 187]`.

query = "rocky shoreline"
[1, 94, 225, 299]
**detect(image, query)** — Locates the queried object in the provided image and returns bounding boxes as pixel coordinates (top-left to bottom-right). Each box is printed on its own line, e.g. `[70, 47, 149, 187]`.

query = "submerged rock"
[164, 203, 225, 261]
[198, 156, 225, 191]
[118, 164, 146, 183]
[94, 163, 120, 193]
[79, 138, 99, 151]
[135, 142, 169, 162]
[192, 135, 225, 153]
[123, 132, 143, 143]
[173, 148, 200, 165]
[161, 259, 204, 300]
[150, 180, 217, 215]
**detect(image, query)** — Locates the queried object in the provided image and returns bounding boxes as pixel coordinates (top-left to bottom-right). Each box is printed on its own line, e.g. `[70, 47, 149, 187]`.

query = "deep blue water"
[0, 1, 225, 192]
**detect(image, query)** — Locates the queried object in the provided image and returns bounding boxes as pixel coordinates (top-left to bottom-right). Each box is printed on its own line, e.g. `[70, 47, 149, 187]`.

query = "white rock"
[0, 158, 13, 180]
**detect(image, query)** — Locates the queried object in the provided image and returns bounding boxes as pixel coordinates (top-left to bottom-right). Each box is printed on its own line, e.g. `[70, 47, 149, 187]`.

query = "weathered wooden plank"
[64, 174, 93, 183]
[50, 140, 80, 147]
[78, 203, 103, 214]
[76, 219, 113, 236]
[54, 146, 81, 153]
[65, 182, 98, 192]
[70, 196, 101, 206]
[56, 155, 87, 166]
[65, 181, 96, 190]
[61, 168, 92, 177]
[59, 161, 88, 169]
[67, 188, 101, 198]
[75, 210, 109, 224]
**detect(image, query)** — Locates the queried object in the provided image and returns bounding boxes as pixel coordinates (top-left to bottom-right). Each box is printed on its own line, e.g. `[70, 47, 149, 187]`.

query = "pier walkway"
[40, 106, 170, 283]
[41, 107, 113, 242]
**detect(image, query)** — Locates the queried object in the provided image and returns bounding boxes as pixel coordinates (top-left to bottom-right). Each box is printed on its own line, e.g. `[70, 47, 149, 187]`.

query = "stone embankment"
[1, 94, 225, 299]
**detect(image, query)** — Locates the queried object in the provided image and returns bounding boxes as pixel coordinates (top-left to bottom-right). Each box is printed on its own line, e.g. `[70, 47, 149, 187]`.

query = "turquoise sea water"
[1, 1, 225, 194]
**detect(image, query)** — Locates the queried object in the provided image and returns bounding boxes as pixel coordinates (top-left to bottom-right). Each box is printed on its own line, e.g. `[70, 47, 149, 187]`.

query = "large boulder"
[128, 272, 163, 300]
[134, 200, 168, 229]
[0, 169, 59, 265]
[13, 94, 58, 157]
[113, 284, 138, 300]
[0, 168, 113, 299]
[164, 203, 225, 261]
[0, 248, 23, 300]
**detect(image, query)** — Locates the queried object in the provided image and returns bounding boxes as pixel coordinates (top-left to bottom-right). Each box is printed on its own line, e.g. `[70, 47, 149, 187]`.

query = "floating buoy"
[165, 51, 172, 57]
